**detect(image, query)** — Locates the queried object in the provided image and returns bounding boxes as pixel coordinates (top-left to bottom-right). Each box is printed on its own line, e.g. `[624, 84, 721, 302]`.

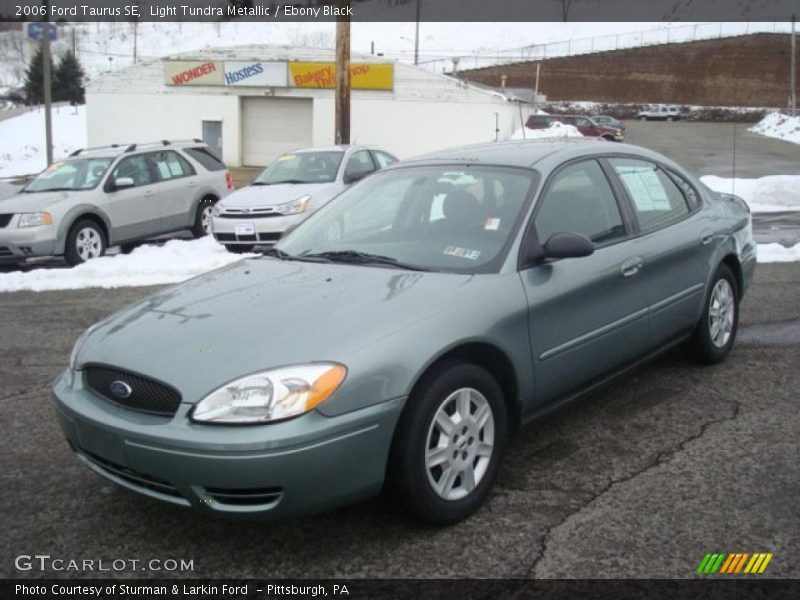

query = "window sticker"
[616, 166, 671, 211]
[444, 245, 481, 260]
[485, 217, 501, 231]
[157, 162, 171, 179]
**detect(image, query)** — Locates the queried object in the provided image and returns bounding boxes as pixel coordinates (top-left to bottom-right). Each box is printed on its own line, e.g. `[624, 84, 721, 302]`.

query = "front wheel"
[388, 360, 508, 524]
[192, 197, 217, 238]
[65, 219, 106, 266]
[686, 264, 739, 364]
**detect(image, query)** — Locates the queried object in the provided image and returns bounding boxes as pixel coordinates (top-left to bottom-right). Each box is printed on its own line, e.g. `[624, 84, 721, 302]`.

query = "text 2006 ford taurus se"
[53, 140, 755, 524]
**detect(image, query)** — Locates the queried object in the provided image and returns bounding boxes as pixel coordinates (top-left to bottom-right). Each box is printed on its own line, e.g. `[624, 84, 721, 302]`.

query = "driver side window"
[111, 155, 154, 188]
[535, 160, 626, 246]
[344, 150, 376, 182]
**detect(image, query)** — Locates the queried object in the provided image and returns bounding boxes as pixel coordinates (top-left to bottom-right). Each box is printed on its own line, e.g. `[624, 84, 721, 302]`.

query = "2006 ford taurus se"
[53, 140, 755, 524]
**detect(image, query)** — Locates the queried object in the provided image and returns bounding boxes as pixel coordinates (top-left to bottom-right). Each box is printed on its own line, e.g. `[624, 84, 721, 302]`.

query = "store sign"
[288, 63, 394, 91]
[223, 61, 287, 87]
[164, 61, 225, 86]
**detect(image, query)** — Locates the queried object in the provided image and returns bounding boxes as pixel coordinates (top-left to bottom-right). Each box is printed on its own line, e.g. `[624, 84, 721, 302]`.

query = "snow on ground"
[0, 105, 87, 178]
[700, 175, 800, 213]
[757, 243, 800, 263]
[748, 112, 800, 145]
[0, 236, 254, 292]
[509, 122, 583, 141]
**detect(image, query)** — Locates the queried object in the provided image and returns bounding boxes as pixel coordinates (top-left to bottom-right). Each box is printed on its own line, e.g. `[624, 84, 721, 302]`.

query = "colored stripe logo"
[696, 552, 773, 574]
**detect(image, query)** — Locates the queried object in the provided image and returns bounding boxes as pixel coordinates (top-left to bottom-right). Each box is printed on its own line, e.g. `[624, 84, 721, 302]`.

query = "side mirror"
[542, 232, 594, 259]
[343, 172, 366, 185]
[112, 177, 135, 190]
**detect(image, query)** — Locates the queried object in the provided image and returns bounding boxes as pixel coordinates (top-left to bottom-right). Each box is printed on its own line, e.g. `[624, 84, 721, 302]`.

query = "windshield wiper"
[300, 250, 428, 271]
[260, 247, 294, 260]
[23, 187, 77, 193]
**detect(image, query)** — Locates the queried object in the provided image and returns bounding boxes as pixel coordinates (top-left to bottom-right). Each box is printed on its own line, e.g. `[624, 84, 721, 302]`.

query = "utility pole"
[133, 21, 138, 64]
[792, 14, 797, 117]
[414, 0, 421, 65]
[334, 0, 351, 144]
[42, 1, 54, 166]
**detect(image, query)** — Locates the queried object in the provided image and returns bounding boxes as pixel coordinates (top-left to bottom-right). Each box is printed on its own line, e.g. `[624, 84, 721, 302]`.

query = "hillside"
[459, 33, 799, 108]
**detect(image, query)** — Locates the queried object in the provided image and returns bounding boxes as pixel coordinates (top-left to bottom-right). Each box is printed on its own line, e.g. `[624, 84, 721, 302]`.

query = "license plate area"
[235, 223, 255, 236]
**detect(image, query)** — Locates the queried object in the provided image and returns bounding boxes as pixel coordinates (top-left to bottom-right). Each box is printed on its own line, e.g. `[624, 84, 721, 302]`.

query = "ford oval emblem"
[110, 380, 133, 399]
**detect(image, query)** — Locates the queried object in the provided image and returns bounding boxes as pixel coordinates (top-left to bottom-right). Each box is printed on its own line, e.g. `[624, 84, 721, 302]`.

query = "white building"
[86, 45, 528, 167]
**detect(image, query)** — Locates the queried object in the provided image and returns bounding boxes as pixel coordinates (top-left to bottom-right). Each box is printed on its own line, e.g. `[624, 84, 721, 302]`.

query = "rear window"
[183, 147, 226, 171]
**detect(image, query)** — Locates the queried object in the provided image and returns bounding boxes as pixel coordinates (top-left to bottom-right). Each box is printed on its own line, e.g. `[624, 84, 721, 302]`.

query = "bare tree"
[288, 26, 335, 49]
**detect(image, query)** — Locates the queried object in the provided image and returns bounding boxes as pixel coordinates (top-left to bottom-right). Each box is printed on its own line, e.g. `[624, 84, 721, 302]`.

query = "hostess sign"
[224, 61, 288, 87]
[165, 60, 392, 91]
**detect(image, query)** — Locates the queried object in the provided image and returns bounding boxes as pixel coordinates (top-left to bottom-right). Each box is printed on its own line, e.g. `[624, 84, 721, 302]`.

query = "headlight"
[192, 363, 346, 424]
[273, 195, 310, 216]
[18, 212, 53, 228]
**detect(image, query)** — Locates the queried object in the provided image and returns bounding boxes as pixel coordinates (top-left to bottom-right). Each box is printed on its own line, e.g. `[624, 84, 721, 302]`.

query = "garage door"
[241, 97, 313, 167]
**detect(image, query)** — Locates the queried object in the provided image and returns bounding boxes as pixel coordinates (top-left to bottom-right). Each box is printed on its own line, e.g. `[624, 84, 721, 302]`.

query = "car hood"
[77, 258, 478, 403]
[219, 182, 337, 208]
[0, 190, 78, 212]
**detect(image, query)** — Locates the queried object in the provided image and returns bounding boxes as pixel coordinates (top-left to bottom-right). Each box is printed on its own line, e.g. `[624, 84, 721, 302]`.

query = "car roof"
[391, 139, 672, 170]
[291, 144, 378, 154]
[67, 140, 211, 160]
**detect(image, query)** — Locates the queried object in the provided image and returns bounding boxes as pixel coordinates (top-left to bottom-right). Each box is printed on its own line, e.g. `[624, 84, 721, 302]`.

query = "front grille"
[219, 213, 281, 219]
[259, 232, 282, 242]
[84, 365, 182, 416]
[78, 446, 182, 498]
[0, 246, 12, 257]
[0, 214, 12, 228]
[204, 486, 283, 507]
[215, 233, 235, 242]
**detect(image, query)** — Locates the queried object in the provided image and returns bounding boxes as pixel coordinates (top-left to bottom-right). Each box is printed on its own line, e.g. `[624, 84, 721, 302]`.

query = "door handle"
[144, 190, 155, 197]
[700, 231, 714, 246]
[620, 257, 644, 278]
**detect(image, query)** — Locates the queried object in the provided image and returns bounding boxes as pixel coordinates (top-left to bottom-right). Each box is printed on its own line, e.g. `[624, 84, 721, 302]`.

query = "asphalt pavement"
[1, 264, 798, 579]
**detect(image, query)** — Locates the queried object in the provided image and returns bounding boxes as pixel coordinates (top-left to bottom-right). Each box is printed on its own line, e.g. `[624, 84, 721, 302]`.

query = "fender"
[55, 205, 113, 254]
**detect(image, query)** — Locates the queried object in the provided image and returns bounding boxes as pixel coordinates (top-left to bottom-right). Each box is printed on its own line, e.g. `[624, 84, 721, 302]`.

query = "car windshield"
[253, 151, 344, 185]
[23, 158, 114, 192]
[276, 165, 537, 274]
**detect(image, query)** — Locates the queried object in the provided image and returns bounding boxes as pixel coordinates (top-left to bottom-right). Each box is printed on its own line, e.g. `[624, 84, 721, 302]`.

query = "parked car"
[0, 140, 233, 265]
[55, 139, 754, 524]
[591, 114, 626, 133]
[637, 104, 683, 121]
[211, 145, 397, 252]
[526, 114, 624, 141]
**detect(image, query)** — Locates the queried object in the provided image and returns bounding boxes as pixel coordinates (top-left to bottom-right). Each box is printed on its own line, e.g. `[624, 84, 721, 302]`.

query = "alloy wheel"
[75, 227, 102, 261]
[708, 279, 735, 348]
[201, 205, 214, 234]
[425, 387, 495, 501]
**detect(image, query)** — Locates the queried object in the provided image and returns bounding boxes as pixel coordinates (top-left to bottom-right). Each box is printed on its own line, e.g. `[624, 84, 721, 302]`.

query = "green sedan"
[53, 139, 755, 524]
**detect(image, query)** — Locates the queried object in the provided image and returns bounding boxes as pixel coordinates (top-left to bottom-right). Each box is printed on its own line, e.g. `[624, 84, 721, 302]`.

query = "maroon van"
[525, 114, 624, 141]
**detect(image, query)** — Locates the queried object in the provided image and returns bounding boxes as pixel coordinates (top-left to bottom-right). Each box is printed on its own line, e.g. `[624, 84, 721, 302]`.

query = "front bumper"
[52, 369, 404, 519]
[0, 222, 57, 262]
[211, 213, 305, 246]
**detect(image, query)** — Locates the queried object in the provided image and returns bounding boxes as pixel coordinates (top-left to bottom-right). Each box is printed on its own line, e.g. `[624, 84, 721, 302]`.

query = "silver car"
[0, 140, 234, 266]
[211, 145, 396, 252]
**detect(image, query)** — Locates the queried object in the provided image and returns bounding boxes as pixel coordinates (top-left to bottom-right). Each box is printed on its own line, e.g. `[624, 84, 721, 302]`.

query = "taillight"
[225, 171, 234, 190]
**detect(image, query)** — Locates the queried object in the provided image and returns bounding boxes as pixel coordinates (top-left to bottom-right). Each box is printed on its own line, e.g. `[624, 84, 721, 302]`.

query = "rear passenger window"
[535, 159, 626, 245]
[609, 158, 690, 232]
[151, 151, 195, 181]
[184, 147, 226, 171]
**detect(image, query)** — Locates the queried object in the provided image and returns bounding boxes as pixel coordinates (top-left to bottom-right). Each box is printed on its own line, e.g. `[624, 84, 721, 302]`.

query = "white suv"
[637, 105, 683, 121]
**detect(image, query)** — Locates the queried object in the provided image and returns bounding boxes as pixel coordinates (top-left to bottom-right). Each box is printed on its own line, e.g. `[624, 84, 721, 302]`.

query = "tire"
[388, 360, 508, 525]
[64, 219, 106, 266]
[224, 244, 253, 254]
[687, 264, 739, 364]
[119, 243, 138, 255]
[192, 197, 216, 238]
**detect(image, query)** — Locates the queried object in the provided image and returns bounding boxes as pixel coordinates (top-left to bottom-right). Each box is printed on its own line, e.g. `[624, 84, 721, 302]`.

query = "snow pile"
[0, 237, 254, 292]
[757, 243, 800, 263]
[0, 105, 87, 178]
[700, 175, 800, 213]
[509, 121, 583, 141]
[748, 112, 800, 145]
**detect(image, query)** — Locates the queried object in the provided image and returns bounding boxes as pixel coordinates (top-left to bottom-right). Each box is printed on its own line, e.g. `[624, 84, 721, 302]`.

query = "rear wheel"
[192, 197, 217, 238]
[639, 115, 647, 121]
[65, 219, 106, 266]
[389, 360, 508, 525]
[687, 264, 739, 364]
[224, 244, 253, 254]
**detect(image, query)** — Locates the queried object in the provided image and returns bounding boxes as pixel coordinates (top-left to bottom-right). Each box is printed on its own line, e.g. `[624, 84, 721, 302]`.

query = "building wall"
[459, 34, 799, 108]
[86, 53, 525, 166]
